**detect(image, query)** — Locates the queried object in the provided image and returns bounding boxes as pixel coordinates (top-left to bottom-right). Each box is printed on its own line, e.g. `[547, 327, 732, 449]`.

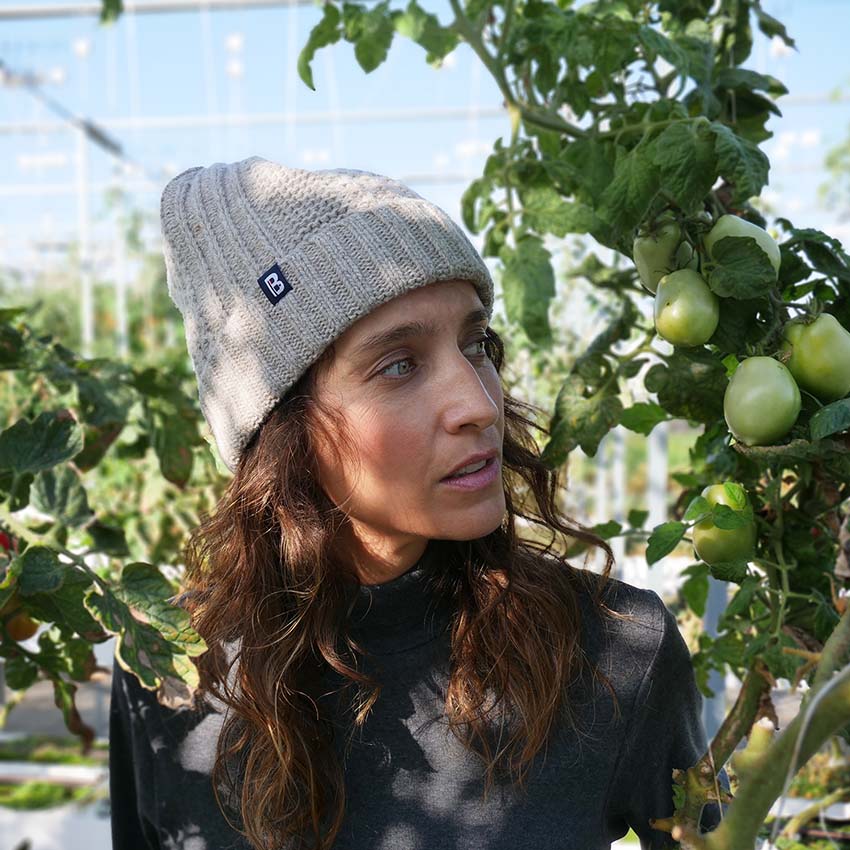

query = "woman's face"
[310, 279, 506, 584]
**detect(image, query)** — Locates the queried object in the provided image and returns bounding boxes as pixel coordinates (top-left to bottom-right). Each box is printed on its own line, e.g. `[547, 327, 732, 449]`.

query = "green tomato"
[633, 219, 697, 294]
[692, 483, 757, 566]
[780, 313, 850, 402]
[724, 356, 801, 446]
[703, 214, 781, 278]
[654, 269, 720, 347]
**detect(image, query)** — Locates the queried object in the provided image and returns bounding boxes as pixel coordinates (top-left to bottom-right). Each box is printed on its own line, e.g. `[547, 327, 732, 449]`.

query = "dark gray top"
[109, 545, 730, 849]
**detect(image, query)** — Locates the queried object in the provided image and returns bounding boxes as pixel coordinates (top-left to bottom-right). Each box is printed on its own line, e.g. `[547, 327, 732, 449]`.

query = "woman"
[109, 157, 729, 850]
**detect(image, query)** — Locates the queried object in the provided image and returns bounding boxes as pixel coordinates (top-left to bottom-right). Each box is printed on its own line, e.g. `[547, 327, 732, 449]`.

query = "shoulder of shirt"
[559, 565, 679, 685]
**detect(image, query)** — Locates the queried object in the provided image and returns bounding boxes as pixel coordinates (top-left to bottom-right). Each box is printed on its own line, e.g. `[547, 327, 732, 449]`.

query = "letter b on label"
[258, 262, 292, 305]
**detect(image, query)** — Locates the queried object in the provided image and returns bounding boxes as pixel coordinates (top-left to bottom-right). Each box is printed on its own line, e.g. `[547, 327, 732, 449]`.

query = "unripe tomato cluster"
[0, 530, 39, 643]
[633, 212, 850, 447]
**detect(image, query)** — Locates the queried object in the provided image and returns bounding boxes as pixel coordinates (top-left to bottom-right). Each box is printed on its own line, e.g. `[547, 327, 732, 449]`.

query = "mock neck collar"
[345, 539, 454, 656]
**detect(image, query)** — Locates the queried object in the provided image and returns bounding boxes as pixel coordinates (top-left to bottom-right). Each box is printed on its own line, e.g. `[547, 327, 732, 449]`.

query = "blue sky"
[1, 0, 849, 291]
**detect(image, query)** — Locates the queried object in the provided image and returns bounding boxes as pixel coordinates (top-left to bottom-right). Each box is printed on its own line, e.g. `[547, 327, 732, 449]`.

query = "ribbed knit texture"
[159, 157, 496, 473]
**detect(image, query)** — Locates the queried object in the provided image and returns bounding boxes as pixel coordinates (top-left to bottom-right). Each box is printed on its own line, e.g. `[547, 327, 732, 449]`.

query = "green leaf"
[4, 654, 39, 690]
[297, 1, 342, 91]
[628, 509, 649, 528]
[597, 143, 659, 233]
[31, 466, 93, 528]
[542, 374, 623, 463]
[672, 471, 701, 488]
[712, 504, 753, 530]
[710, 122, 769, 204]
[708, 559, 749, 584]
[721, 354, 739, 377]
[521, 184, 600, 237]
[651, 121, 717, 213]
[715, 67, 788, 98]
[722, 575, 760, 622]
[619, 402, 670, 436]
[680, 563, 710, 617]
[684, 496, 711, 522]
[84, 587, 205, 691]
[16, 547, 65, 597]
[644, 348, 728, 423]
[0, 323, 25, 369]
[344, 1, 395, 74]
[393, 0, 460, 66]
[113, 563, 205, 656]
[0, 412, 85, 475]
[706, 236, 777, 299]
[24, 569, 100, 638]
[646, 521, 687, 566]
[99, 0, 123, 24]
[709, 296, 775, 355]
[721, 482, 749, 511]
[591, 520, 623, 540]
[638, 25, 689, 73]
[753, 7, 796, 49]
[86, 520, 130, 557]
[810, 399, 850, 441]
[499, 236, 556, 347]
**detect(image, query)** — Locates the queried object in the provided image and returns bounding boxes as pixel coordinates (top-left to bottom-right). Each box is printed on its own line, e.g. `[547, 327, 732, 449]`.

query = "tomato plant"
[654, 269, 720, 347]
[780, 313, 850, 403]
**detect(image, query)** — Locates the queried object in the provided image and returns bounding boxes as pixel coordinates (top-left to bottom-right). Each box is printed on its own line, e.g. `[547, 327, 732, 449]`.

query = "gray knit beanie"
[160, 156, 496, 474]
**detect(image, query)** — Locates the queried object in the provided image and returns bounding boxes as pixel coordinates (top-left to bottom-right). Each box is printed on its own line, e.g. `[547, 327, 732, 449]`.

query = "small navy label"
[257, 262, 292, 305]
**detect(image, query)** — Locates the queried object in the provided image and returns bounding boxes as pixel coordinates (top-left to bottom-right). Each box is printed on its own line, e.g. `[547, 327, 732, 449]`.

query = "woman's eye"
[377, 336, 490, 379]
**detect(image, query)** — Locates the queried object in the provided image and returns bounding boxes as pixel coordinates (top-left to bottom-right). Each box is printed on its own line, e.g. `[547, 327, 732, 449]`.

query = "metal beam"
[0, 0, 312, 20]
[0, 105, 509, 135]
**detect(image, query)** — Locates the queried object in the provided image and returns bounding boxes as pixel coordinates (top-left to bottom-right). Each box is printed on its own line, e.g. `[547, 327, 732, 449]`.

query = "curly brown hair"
[176, 323, 630, 850]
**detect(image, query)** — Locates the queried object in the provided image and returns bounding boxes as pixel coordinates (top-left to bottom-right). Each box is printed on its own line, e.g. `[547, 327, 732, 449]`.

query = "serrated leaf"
[4, 654, 39, 690]
[31, 466, 93, 528]
[721, 482, 749, 511]
[715, 68, 788, 97]
[712, 504, 753, 530]
[722, 575, 760, 622]
[810, 399, 850, 441]
[722, 354, 739, 377]
[651, 121, 717, 213]
[113, 562, 205, 657]
[521, 184, 600, 237]
[591, 520, 623, 540]
[684, 496, 711, 522]
[706, 235, 777, 299]
[681, 563, 710, 617]
[710, 122, 769, 204]
[499, 236, 556, 346]
[393, 0, 460, 66]
[644, 348, 728, 423]
[297, 2, 342, 91]
[16, 546, 65, 596]
[84, 588, 206, 691]
[24, 569, 100, 638]
[708, 559, 749, 583]
[0, 412, 84, 475]
[628, 509, 649, 528]
[620, 402, 670, 436]
[597, 143, 659, 233]
[646, 521, 687, 566]
[542, 373, 623, 463]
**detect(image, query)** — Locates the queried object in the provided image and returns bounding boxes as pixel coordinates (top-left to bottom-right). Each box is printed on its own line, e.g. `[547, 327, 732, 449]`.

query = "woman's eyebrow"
[349, 307, 488, 362]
